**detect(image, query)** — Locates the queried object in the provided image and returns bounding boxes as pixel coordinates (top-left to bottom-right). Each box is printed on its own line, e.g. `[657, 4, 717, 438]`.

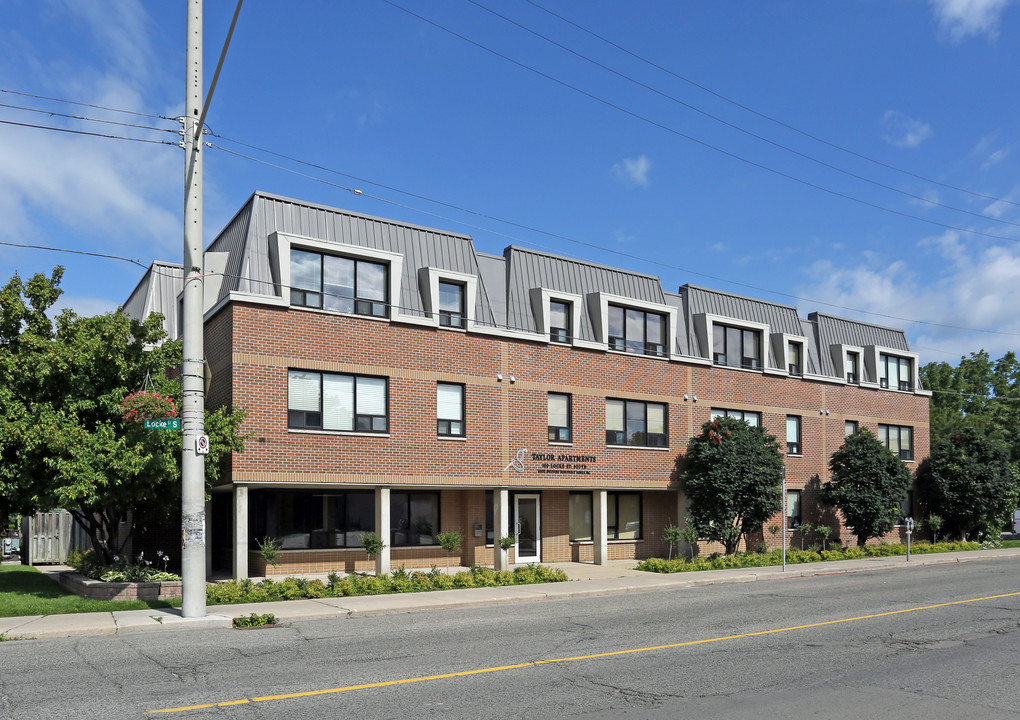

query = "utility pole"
[181, 0, 207, 618]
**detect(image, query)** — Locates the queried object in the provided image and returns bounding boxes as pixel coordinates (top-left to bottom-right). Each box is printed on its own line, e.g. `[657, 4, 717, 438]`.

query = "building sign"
[531, 452, 595, 476]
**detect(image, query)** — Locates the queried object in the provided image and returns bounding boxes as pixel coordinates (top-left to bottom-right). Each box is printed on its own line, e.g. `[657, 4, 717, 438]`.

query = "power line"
[0, 118, 179, 146]
[205, 138, 1020, 340]
[466, 0, 1020, 230]
[524, 0, 1020, 210]
[0, 100, 178, 135]
[380, 1, 1020, 245]
[4, 237, 1010, 362]
[0, 87, 174, 122]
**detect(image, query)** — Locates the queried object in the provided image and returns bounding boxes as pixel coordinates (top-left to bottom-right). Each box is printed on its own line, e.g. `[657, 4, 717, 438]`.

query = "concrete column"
[494, 488, 510, 570]
[233, 485, 248, 580]
[375, 487, 391, 575]
[593, 490, 608, 565]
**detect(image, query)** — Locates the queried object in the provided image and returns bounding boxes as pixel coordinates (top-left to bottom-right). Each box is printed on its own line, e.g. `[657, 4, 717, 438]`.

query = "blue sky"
[1, 0, 1018, 365]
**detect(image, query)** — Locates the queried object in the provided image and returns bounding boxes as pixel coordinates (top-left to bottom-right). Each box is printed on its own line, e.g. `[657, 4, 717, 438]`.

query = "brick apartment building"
[124, 191, 929, 579]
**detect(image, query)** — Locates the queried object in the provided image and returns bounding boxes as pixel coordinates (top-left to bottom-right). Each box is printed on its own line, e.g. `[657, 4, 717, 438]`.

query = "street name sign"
[145, 418, 181, 430]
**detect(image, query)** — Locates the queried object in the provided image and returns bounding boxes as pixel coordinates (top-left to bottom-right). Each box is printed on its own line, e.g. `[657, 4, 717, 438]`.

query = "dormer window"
[549, 300, 571, 344]
[608, 305, 665, 357]
[788, 341, 803, 376]
[290, 248, 388, 317]
[846, 352, 860, 384]
[438, 281, 465, 328]
[879, 353, 913, 391]
[713, 322, 761, 370]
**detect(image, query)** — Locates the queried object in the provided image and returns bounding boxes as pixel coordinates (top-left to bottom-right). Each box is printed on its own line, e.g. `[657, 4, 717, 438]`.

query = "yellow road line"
[147, 590, 1020, 714]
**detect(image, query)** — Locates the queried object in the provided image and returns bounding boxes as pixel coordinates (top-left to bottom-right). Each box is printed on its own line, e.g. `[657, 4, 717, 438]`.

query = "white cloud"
[929, 0, 1012, 42]
[881, 111, 933, 149]
[0, 0, 180, 258]
[612, 155, 651, 186]
[798, 230, 1020, 360]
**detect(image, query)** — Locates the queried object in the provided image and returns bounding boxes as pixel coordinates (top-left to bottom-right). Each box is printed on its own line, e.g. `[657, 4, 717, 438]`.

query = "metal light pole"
[180, 0, 207, 618]
[781, 465, 787, 572]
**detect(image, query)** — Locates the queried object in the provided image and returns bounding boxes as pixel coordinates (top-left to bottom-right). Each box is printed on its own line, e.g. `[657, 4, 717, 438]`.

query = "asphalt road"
[2, 559, 1018, 719]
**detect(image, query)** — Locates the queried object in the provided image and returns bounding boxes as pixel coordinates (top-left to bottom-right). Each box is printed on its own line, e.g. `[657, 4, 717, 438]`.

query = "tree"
[0, 268, 247, 564]
[821, 429, 911, 547]
[679, 416, 784, 555]
[916, 428, 1018, 540]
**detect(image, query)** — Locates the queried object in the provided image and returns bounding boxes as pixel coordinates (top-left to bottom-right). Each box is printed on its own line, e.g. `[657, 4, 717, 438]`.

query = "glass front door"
[514, 494, 540, 563]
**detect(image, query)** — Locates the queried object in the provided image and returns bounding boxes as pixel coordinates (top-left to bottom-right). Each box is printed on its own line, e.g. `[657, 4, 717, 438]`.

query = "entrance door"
[514, 494, 540, 563]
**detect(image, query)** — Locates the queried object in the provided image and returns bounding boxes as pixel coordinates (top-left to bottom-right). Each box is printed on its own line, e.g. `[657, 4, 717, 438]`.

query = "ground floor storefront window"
[249, 489, 440, 549]
[568, 491, 642, 541]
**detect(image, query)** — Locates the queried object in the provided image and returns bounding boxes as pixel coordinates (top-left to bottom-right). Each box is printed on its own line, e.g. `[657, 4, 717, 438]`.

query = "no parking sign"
[196, 435, 210, 455]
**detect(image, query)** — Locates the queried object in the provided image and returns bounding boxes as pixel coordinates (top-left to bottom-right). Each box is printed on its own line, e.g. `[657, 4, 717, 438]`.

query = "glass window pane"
[608, 306, 624, 342]
[323, 374, 353, 431]
[726, 327, 741, 366]
[409, 493, 438, 544]
[345, 492, 375, 547]
[647, 403, 665, 434]
[625, 308, 644, 353]
[713, 323, 725, 359]
[710, 408, 724, 421]
[550, 301, 568, 330]
[606, 400, 624, 431]
[616, 494, 640, 539]
[323, 255, 354, 312]
[646, 313, 663, 345]
[291, 250, 321, 292]
[568, 493, 592, 542]
[901, 426, 912, 452]
[288, 370, 320, 411]
[357, 261, 387, 302]
[845, 420, 857, 436]
[626, 401, 645, 444]
[786, 416, 800, 443]
[439, 282, 463, 313]
[548, 393, 569, 427]
[746, 412, 761, 427]
[437, 383, 463, 421]
[356, 377, 386, 417]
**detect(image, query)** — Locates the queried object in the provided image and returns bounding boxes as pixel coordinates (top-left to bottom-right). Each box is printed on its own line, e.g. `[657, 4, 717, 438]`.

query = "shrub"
[432, 574, 454, 590]
[452, 571, 475, 588]
[233, 612, 276, 628]
[257, 537, 282, 568]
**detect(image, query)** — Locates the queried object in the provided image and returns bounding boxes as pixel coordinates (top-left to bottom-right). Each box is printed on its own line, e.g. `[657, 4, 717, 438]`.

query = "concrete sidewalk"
[2, 548, 1016, 640]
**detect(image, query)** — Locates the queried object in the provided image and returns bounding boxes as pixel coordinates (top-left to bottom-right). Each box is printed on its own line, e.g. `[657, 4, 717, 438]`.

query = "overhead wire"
[205, 138, 1020, 340]
[466, 0, 1020, 229]
[524, 0, 1020, 209]
[0, 87, 175, 122]
[4, 237, 1015, 370]
[0, 118, 179, 146]
[0, 100, 179, 135]
[379, 0, 1020, 245]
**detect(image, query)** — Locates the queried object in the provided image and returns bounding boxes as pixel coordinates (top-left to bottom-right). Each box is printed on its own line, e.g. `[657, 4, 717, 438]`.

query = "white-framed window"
[288, 370, 388, 433]
[290, 248, 388, 317]
[549, 300, 571, 344]
[846, 352, 860, 384]
[710, 408, 762, 427]
[437, 383, 465, 437]
[548, 393, 572, 443]
[788, 341, 803, 376]
[713, 322, 762, 370]
[786, 415, 802, 455]
[606, 399, 667, 447]
[879, 354, 914, 391]
[608, 305, 666, 357]
[438, 281, 465, 328]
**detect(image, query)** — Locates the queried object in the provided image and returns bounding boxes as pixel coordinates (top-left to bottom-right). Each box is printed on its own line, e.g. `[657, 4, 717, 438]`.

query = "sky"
[1, 0, 1018, 366]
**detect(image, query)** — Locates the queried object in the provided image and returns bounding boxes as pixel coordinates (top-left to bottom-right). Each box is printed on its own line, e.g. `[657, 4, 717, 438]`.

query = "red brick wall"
[218, 301, 929, 570]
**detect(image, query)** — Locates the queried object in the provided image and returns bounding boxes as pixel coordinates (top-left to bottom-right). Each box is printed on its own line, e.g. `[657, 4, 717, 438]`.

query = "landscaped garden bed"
[636, 540, 982, 574]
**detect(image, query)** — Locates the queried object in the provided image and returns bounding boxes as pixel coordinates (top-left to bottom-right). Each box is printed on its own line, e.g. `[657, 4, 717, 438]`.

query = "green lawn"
[1000, 539, 1020, 548]
[0, 564, 179, 617]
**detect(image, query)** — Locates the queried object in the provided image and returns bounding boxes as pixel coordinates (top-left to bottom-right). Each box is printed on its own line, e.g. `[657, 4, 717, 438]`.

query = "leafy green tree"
[916, 428, 1018, 540]
[680, 416, 784, 555]
[821, 429, 911, 547]
[0, 268, 247, 564]
[921, 350, 1020, 460]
